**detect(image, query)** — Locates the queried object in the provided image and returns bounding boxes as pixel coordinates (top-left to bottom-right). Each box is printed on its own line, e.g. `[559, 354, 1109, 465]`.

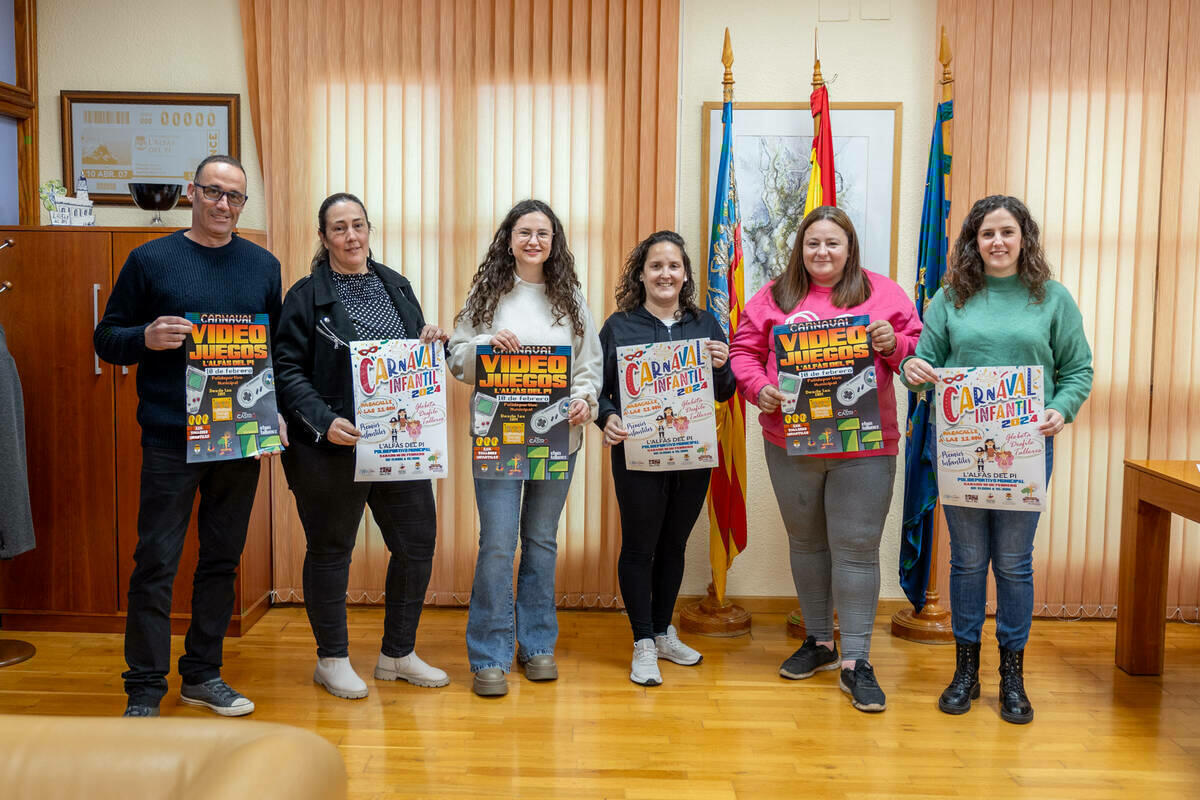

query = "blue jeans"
[466, 454, 576, 672]
[942, 439, 1054, 650]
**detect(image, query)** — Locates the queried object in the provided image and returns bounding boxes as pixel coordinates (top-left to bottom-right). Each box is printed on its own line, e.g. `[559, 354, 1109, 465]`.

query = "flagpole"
[680, 27, 750, 638]
[891, 26, 955, 644]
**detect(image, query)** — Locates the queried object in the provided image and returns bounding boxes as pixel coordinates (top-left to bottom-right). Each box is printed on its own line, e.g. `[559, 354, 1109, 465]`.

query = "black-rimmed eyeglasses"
[193, 182, 248, 208]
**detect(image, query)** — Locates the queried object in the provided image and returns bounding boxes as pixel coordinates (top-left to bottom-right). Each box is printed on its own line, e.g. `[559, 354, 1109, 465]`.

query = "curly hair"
[947, 195, 1052, 307]
[771, 205, 872, 312]
[614, 230, 700, 318]
[456, 199, 585, 337]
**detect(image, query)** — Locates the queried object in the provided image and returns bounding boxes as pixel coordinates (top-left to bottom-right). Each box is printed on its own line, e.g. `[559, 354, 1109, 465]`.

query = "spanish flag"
[804, 77, 836, 213]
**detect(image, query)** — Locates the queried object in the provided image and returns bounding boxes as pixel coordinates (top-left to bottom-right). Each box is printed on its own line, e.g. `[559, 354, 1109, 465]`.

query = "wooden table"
[1116, 459, 1200, 675]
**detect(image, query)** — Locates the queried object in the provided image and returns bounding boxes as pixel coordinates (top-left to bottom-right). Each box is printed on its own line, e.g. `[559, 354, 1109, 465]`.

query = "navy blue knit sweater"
[94, 230, 282, 448]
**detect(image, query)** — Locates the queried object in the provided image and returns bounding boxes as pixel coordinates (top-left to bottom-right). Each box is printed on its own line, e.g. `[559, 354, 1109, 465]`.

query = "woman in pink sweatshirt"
[730, 206, 922, 713]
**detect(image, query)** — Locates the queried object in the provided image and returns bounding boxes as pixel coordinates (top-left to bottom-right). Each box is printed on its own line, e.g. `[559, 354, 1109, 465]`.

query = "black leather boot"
[998, 646, 1034, 724]
[938, 639, 980, 714]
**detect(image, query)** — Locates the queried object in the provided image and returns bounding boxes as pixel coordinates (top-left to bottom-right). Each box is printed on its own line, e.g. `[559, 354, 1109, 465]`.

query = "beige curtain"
[240, 0, 680, 606]
[937, 0, 1199, 620]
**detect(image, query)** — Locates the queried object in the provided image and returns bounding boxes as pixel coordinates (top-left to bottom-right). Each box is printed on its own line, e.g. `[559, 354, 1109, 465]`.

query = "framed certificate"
[60, 91, 240, 206]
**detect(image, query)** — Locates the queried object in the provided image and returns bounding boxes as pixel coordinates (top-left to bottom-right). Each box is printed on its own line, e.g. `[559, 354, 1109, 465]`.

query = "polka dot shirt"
[330, 264, 409, 340]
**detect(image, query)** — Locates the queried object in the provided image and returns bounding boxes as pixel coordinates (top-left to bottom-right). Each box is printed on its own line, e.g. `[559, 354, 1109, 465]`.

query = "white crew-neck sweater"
[448, 276, 602, 454]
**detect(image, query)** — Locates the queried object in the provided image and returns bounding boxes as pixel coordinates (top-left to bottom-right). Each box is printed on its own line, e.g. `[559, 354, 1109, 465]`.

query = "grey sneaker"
[630, 639, 662, 686]
[472, 667, 508, 697]
[180, 677, 255, 717]
[840, 659, 887, 712]
[654, 625, 702, 666]
[520, 654, 558, 681]
[122, 704, 159, 717]
[779, 636, 839, 680]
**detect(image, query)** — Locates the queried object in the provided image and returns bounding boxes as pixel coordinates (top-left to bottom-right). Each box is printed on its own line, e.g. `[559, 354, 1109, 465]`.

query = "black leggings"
[611, 451, 711, 641]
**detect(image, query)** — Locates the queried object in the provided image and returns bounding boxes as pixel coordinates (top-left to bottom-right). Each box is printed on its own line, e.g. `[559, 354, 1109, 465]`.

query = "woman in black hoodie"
[597, 230, 736, 686]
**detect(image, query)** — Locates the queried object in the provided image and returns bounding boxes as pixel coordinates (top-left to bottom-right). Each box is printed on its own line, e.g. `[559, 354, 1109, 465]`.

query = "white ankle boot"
[314, 657, 368, 699]
[374, 651, 449, 688]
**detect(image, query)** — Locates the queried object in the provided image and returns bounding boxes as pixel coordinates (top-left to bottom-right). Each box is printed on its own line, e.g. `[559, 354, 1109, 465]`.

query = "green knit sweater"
[901, 274, 1094, 422]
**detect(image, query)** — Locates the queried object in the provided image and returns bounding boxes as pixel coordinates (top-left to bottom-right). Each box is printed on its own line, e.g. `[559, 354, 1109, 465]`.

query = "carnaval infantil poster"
[772, 315, 882, 456]
[349, 339, 448, 482]
[616, 338, 718, 472]
[184, 313, 283, 463]
[933, 366, 1046, 510]
[472, 345, 572, 480]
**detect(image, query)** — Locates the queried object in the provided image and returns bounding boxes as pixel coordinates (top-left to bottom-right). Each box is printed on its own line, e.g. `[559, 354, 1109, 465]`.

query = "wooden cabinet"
[0, 226, 272, 635]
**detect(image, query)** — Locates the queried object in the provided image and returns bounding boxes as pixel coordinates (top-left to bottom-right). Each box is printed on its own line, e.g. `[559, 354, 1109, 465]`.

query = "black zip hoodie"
[596, 306, 737, 430]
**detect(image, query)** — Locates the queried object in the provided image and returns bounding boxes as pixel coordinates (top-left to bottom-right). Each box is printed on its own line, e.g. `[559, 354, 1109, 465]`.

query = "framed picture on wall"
[701, 102, 901, 301]
[60, 91, 240, 206]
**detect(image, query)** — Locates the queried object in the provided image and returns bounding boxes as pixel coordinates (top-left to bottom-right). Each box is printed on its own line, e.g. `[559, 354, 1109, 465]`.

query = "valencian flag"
[804, 81, 836, 212]
[706, 100, 748, 604]
[899, 98, 953, 611]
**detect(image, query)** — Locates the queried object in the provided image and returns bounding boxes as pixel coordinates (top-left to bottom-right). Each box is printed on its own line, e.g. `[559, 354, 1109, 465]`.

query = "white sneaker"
[313, 657, 368, 699]
[655, 625, 703, 666]
[374, 651, 450, 688]
[630, 639, 662, 686]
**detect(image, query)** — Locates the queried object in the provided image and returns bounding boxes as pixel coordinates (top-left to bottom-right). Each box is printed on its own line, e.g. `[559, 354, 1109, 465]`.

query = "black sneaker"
[122, 704, 159, 717]
[779, 635, 839, 680]
[840, 659, 886, 712]
[180, 677, 255, 717]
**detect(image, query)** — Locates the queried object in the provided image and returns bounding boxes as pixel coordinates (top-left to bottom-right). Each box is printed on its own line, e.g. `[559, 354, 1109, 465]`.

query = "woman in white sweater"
[447, 199, 602, 697]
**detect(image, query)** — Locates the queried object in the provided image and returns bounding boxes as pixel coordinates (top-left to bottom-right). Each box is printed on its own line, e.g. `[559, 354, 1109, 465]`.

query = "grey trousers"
[764, 440, 896, 662]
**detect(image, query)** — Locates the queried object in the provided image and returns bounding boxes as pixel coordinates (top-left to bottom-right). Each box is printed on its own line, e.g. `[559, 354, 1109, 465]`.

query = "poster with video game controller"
[184, 313, 283, 462]
[772, 315, 882, 456]
[616, 338, 718, 472]
[934, 366, 1046, 511]
[350, 339, 448, 482]
[472, 345, 572, 480]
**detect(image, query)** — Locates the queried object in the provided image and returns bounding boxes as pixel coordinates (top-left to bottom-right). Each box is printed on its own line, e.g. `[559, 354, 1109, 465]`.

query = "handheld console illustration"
[777, 372, 804, 414]
[530, 398, 571, 434]
[185, 366, 208, 414]
[473, 392, 499, 435]
[237, 368, 275, 409]
[836, 367, 876, 406]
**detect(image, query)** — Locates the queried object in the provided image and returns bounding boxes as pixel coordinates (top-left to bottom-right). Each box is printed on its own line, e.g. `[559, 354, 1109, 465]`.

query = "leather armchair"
[0, 714, 347, 800]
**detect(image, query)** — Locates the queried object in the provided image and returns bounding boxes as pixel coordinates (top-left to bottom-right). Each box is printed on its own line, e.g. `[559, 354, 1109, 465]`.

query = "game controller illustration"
[473, 392, 499, 436]
[836, 367, 876, 406]
[777, 372, 804, 414]
[186, 366, 208, 414]
[237, 368, 275, 409]
[530, 398, 571, 434]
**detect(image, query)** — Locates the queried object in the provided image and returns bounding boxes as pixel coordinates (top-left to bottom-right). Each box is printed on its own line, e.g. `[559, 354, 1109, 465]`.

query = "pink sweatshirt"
[730, 270, 923, 457]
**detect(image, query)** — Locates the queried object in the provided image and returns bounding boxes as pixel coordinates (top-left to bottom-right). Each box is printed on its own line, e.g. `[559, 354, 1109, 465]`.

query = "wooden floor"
[1, 607, 1198, 799]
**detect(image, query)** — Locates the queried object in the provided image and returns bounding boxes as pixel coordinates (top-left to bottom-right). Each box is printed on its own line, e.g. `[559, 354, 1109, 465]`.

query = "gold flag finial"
[722, 28, 734, 102]
[811, 29, 825, 89]
[939, 25, 954, 86]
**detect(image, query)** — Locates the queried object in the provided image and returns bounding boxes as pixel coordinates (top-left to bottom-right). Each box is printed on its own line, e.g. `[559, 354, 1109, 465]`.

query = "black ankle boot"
[938, 639, 981, 714]
[998, 646, 1033, 724]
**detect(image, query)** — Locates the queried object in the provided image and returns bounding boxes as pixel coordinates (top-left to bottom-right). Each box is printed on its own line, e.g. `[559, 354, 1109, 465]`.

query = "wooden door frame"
[0, 0, 37, 224]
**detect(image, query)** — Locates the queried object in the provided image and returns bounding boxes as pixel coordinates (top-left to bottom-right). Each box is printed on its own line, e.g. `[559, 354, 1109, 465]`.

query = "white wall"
[677, 0, 938, 600]
[36, 0, 264, 229]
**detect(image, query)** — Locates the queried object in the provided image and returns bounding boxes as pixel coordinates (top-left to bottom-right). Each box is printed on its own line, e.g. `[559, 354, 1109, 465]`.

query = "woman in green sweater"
[901, 195, 1093, 725]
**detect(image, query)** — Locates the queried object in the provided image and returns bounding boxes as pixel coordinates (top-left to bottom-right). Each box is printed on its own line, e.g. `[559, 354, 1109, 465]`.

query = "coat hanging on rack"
[0, 322, 34, 560]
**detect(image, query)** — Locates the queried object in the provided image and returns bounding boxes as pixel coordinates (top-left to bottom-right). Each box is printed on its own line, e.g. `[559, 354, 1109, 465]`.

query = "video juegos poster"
[472, 345, 572, 480]
[184, 312, 283, 463]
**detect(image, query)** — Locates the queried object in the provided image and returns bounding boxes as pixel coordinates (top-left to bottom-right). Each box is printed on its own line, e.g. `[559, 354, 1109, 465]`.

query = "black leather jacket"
[274, 260, 426, 445]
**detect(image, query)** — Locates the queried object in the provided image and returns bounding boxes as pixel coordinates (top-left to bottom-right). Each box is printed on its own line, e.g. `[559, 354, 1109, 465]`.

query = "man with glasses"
[94, 154, 283, 718]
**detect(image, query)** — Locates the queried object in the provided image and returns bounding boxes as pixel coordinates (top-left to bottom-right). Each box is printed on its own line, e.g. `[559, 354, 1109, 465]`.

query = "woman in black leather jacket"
[274, 192, 449, 700]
